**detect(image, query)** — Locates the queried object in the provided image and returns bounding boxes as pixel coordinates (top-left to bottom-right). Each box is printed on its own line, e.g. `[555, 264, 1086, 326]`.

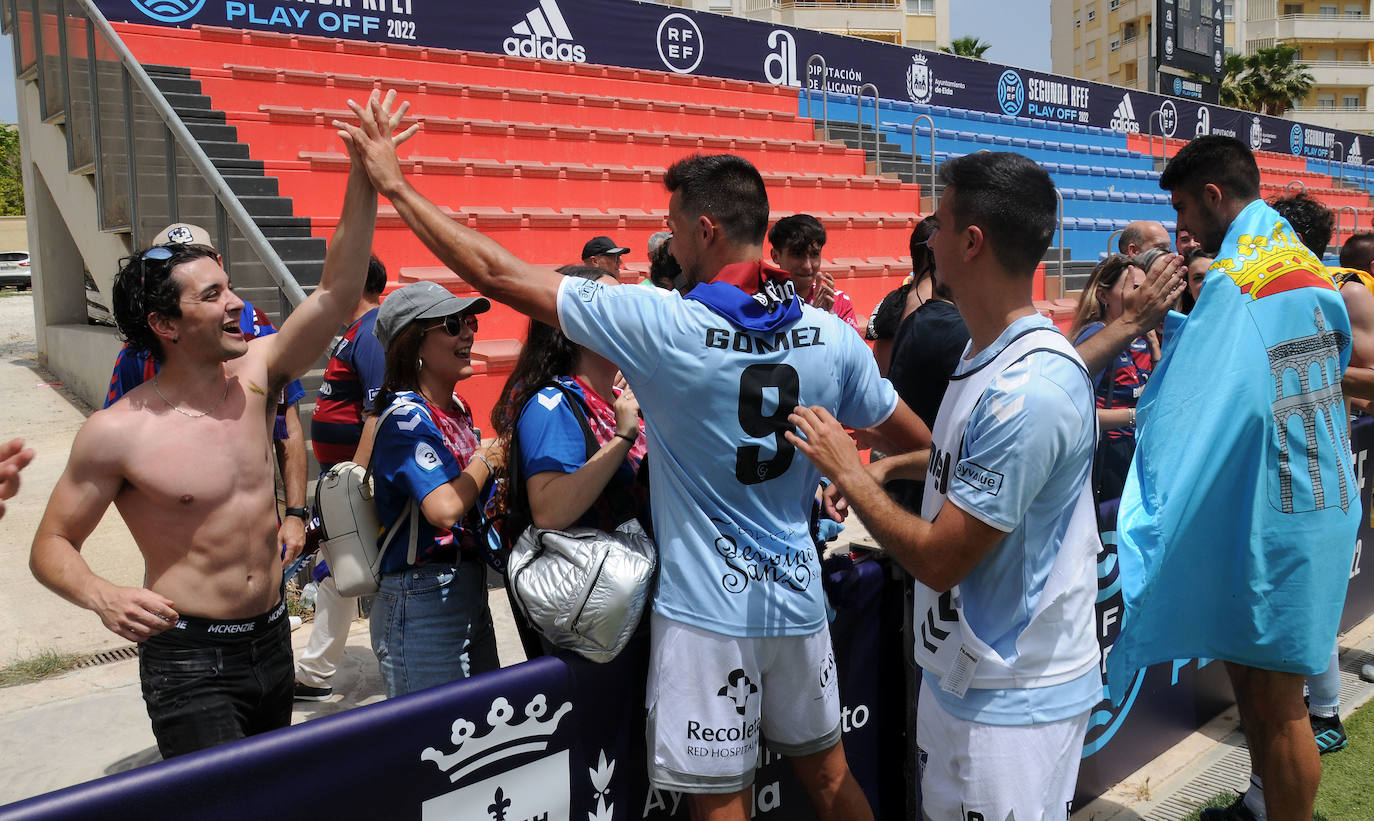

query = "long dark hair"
[491, 265, 607, 510]
[374, 320, 428, 418]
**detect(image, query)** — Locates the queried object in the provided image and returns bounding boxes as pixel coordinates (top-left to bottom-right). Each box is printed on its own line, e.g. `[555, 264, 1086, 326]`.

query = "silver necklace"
[153, 375, 230, 419]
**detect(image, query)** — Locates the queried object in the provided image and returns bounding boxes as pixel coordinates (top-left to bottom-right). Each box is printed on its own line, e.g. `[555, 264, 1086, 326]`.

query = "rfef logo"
[1290, 123, 1305, 156]
[130, 0, 205, 24]
[503, 0, 586, 64]
[657, 12, 704, 74]
[1110, 93, 1140, 133]
[1157, 100, 1178, 137]
[996, 70, 1024, 116]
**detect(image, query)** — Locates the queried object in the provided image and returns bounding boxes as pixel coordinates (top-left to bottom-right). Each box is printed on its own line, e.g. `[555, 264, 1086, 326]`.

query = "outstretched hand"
[1123, 251, 1186, 334]
[785, 406, 864, 484]
[92, 583, 178, 643]
[333, 88, 419, 197]
[0, 437, 34, 520]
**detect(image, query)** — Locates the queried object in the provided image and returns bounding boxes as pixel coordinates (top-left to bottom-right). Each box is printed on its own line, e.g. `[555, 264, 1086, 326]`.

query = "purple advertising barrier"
[90, 0, 1374, 167]
[0, 558, 898, 821]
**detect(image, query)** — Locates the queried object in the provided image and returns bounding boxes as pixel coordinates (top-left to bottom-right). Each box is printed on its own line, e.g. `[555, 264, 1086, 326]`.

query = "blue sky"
[0, 3, 1053, 125]
[951, 0, 1052, 72]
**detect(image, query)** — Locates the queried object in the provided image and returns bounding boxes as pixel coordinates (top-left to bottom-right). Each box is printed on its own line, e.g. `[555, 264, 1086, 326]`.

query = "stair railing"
[1146, 110, 1167, 165]
[1053, 187, 1065, 287]
[1335, 205, 1358, 251]
[858, 82, 881, 175]
[1107, 228, 1125, 258]
[1286, 179, 1307, 196]
[804, 53, 828, 136]
[7, 0, 306, 315]
[1329, 140, 1345, 183]
[912, 113, 935, 212]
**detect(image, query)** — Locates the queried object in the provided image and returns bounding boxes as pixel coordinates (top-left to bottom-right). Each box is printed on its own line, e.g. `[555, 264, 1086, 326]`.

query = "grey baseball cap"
[374, 281, 490, 348]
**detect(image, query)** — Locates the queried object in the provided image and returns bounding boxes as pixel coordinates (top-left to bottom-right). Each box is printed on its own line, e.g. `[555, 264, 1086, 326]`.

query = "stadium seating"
[109, 21, 926, 429]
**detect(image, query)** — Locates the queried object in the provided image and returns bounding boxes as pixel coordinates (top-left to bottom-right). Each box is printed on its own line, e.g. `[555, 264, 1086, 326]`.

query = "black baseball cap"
[582, 236, 630, 258]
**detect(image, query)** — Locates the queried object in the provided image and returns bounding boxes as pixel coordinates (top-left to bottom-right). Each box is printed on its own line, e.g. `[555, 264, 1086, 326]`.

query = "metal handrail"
[1147, 109, 1167, 164]
[805, 53, 828, 135]
[1336, 205, 1358, 250]
[1286, 179, 1307, 196]
[911, 113, 936, 212]
[1364, 158, 1374, 190]
[1053, 187, 1065, 288]
[1107, 228, 1125, 257]
[1329, 139, 1345, 181]
[858, 82, 881, 176]
[73, 0, 306, 308]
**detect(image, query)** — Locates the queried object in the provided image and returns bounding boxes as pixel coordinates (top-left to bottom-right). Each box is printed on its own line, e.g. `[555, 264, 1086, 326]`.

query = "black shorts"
[138, 596, 294, 759]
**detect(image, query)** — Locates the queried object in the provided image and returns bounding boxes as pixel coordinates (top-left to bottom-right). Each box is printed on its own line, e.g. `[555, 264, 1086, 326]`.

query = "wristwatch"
[284, 506, 310, 521]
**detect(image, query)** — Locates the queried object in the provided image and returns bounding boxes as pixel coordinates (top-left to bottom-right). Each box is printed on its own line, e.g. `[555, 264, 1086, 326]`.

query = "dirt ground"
[0, 292, 149, 664]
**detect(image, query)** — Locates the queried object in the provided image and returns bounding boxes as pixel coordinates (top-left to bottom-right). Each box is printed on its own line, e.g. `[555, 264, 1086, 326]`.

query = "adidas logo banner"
[1110, 93, 1140, 134]
[504, 0, 587, 63]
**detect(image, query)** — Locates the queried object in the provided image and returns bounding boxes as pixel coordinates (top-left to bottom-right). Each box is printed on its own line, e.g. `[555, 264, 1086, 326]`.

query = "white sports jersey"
[915, 316, 1101, 693]
[557, 271, 897, 638]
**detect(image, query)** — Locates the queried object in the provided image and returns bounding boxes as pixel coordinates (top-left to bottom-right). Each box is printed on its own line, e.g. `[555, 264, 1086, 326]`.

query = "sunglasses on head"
[140, 243, 223, 265]
[427, 313, 479, 336]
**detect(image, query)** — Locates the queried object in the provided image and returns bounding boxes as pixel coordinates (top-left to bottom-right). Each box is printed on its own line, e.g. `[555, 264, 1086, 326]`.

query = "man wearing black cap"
[581, 236, 630, 274]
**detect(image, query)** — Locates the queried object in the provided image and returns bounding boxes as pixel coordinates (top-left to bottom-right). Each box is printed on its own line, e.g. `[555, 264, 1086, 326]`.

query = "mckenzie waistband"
[167, 590, 287, 637]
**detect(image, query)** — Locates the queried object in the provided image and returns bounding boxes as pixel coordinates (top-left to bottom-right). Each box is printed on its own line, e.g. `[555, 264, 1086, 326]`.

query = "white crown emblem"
[421, 694, 573, 783]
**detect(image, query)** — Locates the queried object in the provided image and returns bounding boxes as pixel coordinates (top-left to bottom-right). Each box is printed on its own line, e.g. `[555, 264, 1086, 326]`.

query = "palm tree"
[1245, 44, 1314, 115]
[1220, 52, 1254, 110]
[941, 36, 992, 59]
[1220, 44, 1314, 115]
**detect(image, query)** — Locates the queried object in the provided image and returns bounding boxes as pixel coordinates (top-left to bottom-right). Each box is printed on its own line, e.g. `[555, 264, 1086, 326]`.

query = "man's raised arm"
[338, 92, 565, 328]
[265, 91, 390, 387]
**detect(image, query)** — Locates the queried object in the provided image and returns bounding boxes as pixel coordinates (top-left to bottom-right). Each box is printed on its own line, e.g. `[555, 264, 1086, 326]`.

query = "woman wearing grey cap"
[366, 281, 500, 696]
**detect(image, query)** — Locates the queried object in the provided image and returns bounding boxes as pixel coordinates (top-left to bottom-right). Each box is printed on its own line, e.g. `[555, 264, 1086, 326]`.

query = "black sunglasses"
[426, 313, 479, 336]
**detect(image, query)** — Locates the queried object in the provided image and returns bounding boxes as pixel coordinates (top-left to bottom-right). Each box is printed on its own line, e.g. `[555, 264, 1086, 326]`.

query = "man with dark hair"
[788, 152, 1103, 818]
[103, 223, 312, 566]
[29, 108, 390, 759]
[295, 253, 390, 702]
[767, 214, 861, 333]
[1108, 135, 1359, 821]
[1339, 230, 1374, 273]
[341, 94, 931, 821]
[1176, 226, 1203, 256]
[1270, 192, 1335, 259]
[1119, 219, 1172, 257]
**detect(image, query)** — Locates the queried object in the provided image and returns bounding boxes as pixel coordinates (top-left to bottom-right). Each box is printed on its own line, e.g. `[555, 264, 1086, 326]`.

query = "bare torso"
[100, 343, 283, 618]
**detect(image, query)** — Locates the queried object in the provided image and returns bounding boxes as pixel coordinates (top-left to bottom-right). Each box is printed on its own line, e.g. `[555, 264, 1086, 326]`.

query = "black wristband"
[284, 506, 310, 521]
[615, 433, 637, 445]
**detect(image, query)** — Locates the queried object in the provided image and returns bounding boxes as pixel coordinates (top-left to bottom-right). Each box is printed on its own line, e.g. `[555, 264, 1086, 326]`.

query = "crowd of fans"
[12, 86, 1369, 821]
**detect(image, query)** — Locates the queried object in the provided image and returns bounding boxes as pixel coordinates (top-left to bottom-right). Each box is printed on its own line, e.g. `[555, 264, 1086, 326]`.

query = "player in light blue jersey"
[339, 93, 930, 821]
[789, 153, 1179, 819]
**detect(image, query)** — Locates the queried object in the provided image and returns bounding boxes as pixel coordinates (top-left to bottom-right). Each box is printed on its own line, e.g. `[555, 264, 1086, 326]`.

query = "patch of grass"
[1313, 699, 1374, 820]
[1179, 696, 1374, 821]
[1182, 792, 1330, 820]
[0, 649, 84, 688]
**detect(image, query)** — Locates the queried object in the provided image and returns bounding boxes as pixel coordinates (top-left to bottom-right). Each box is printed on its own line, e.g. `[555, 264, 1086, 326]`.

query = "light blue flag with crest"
[1105, 199, 1360, 700]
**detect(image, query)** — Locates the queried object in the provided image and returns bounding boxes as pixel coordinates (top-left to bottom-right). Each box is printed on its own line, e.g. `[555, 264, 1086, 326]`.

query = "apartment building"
[1244, 0, 1374, 131]
[1054, 0, 1374, 132]
[1051, 0, 1237, 93]
[659, 0, 950, 49]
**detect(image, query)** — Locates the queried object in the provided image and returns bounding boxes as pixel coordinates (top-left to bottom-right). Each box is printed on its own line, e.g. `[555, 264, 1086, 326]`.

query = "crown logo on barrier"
[421, 694, 573, 783]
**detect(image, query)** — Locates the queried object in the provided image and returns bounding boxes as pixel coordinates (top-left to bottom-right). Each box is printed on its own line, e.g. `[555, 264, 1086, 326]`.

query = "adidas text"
[502, 35, 586, 63]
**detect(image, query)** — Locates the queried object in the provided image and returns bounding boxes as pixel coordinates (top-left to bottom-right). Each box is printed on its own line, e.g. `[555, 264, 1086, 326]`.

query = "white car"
[0, 251, 29, 289]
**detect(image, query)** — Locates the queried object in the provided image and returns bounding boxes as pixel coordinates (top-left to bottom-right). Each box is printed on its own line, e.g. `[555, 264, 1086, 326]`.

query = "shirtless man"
[29, 93, 402, 758]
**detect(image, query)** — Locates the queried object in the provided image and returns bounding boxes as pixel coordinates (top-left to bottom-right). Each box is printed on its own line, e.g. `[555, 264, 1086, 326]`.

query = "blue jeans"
[370, 559, 499, 698]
